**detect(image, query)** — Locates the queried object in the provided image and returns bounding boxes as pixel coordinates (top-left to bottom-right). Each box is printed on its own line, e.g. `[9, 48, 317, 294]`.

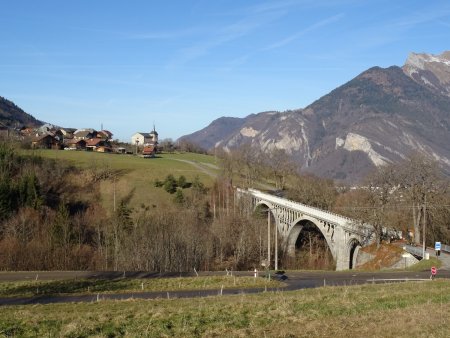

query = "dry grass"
[358, 243, 404, 270]
[1, 280, 450, 337]
[0, 276, 282, 298]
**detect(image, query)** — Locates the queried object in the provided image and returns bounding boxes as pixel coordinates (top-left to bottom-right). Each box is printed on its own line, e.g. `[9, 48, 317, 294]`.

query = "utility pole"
[274, 210, 278, 271]
[267, 208, 279, 270]
[267, 211, 271, 269]
[422, 194, 427, 259]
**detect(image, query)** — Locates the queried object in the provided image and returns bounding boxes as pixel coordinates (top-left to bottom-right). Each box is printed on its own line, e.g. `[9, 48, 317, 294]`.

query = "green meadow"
[1, 281, 450, 337]
[27, 149, 220, 211]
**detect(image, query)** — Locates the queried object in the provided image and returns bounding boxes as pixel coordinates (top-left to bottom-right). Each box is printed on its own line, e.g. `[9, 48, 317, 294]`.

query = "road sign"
[435, 242, 441, 250]
[431, 266, 437, 275]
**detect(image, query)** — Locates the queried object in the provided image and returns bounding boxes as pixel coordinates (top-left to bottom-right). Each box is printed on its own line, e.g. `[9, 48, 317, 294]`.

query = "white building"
[131, 127, 158, 146]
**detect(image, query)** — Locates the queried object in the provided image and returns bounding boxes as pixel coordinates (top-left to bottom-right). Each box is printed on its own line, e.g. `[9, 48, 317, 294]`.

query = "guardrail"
[404, 245, 424, 258]
[244, 188, 355, 225]
[441, 243, 450, 253]
[404, 243, 450, 258]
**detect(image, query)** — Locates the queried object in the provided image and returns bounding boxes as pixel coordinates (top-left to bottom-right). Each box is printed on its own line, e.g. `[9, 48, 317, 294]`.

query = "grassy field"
[27, 149, 220, 212]
[1, 281, 450, 337]
[0, 276, 282, 298]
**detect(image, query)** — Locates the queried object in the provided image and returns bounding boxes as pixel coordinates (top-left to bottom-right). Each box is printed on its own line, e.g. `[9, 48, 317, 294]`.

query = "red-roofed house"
[66, 139, 86, 150]
[97, 130, 113, 140]
[142, 145, 156, 158]
[31, 134, 58, 149]
[86, 138, 111, 152]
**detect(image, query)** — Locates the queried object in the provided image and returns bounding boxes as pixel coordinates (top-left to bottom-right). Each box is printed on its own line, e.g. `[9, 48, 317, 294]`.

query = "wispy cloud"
[250, 0, 305, 13]
[392, 7, 450, 28]
[167, 10, 286, 68]
[216, 54, 251, 73]
[264, 13, 345, 51]
[70, 25, 199, 41]
[437, 19, 450, 28]
[124, 28, 199, 40]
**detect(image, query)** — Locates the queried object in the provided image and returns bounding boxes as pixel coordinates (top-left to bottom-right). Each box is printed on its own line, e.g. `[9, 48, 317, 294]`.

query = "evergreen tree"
[0, 178, 12, 220]
[178, 175, 188, 189]
[164, 174, 178, 194]
[174, 188, 185, 205]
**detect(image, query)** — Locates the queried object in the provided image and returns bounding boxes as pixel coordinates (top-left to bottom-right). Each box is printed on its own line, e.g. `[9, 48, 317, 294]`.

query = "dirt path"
[169, 159, 218, 178]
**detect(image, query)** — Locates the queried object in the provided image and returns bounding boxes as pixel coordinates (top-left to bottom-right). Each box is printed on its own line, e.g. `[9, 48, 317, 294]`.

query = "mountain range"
[179, 51, 450, 183]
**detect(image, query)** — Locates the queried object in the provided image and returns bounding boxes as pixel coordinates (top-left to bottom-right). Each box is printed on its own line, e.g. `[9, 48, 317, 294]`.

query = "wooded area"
[0, 141, 449, 271]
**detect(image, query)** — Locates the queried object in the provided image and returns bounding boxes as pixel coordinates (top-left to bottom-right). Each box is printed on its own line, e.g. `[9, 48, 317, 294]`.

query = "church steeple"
[150, 123, 158, 143]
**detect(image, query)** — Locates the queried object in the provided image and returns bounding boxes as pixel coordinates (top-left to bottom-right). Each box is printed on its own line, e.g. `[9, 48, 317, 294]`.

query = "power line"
[334, 204, 450, 210]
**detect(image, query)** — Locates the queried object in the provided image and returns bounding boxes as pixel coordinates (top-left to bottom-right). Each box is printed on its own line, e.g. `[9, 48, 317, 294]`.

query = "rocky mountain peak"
[403, 51, 450, 96]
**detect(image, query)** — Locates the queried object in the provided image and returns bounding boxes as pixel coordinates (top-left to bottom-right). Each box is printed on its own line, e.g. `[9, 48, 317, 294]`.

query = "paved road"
[1, 269, 449, 306]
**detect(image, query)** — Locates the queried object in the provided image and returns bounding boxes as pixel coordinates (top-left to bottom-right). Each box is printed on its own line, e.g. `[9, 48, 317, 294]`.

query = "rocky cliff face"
[179, 52, 450, 183]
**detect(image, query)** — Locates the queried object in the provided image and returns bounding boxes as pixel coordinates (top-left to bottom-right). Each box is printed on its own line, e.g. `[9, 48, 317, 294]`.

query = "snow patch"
[406, 52, 450, 71]
[428, 54, 450, 66]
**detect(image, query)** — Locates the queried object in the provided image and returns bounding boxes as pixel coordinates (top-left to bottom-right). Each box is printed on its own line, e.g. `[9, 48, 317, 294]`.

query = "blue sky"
[1, 0, 449, 141]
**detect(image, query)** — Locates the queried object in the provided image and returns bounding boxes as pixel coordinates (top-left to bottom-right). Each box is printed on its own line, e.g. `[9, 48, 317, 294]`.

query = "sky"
[1, 0, 450, 141]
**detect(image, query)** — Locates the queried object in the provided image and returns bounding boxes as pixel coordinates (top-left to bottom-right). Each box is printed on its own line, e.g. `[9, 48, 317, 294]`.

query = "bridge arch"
[254, 201, 281, 232]
[347, 237, 362, 270]
[255, 201, 276, 215]
[286, 217, 336, 265]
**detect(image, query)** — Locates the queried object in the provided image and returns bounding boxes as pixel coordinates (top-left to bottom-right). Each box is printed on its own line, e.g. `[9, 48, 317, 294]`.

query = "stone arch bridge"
[237, 188, 374, 270]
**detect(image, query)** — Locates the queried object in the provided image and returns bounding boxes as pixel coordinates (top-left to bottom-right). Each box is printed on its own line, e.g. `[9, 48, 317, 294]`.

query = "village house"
[20, 127, 34, 137]
[65, 139, 86, 150]
[60, 127, 77, 135]
[142, 144, 157, 158]
[86, 138, 112, 152]
[59, 128, 77, 139]
[96, 130, 113, 140]
[31, 134, 59, 149]
[131, 127, 158, 146]
[74, 128, 96, 140]
[131, 132, 152, 146]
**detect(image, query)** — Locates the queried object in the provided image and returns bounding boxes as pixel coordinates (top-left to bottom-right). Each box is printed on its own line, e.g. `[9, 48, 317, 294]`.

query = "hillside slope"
[0, 96, 42, 128]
